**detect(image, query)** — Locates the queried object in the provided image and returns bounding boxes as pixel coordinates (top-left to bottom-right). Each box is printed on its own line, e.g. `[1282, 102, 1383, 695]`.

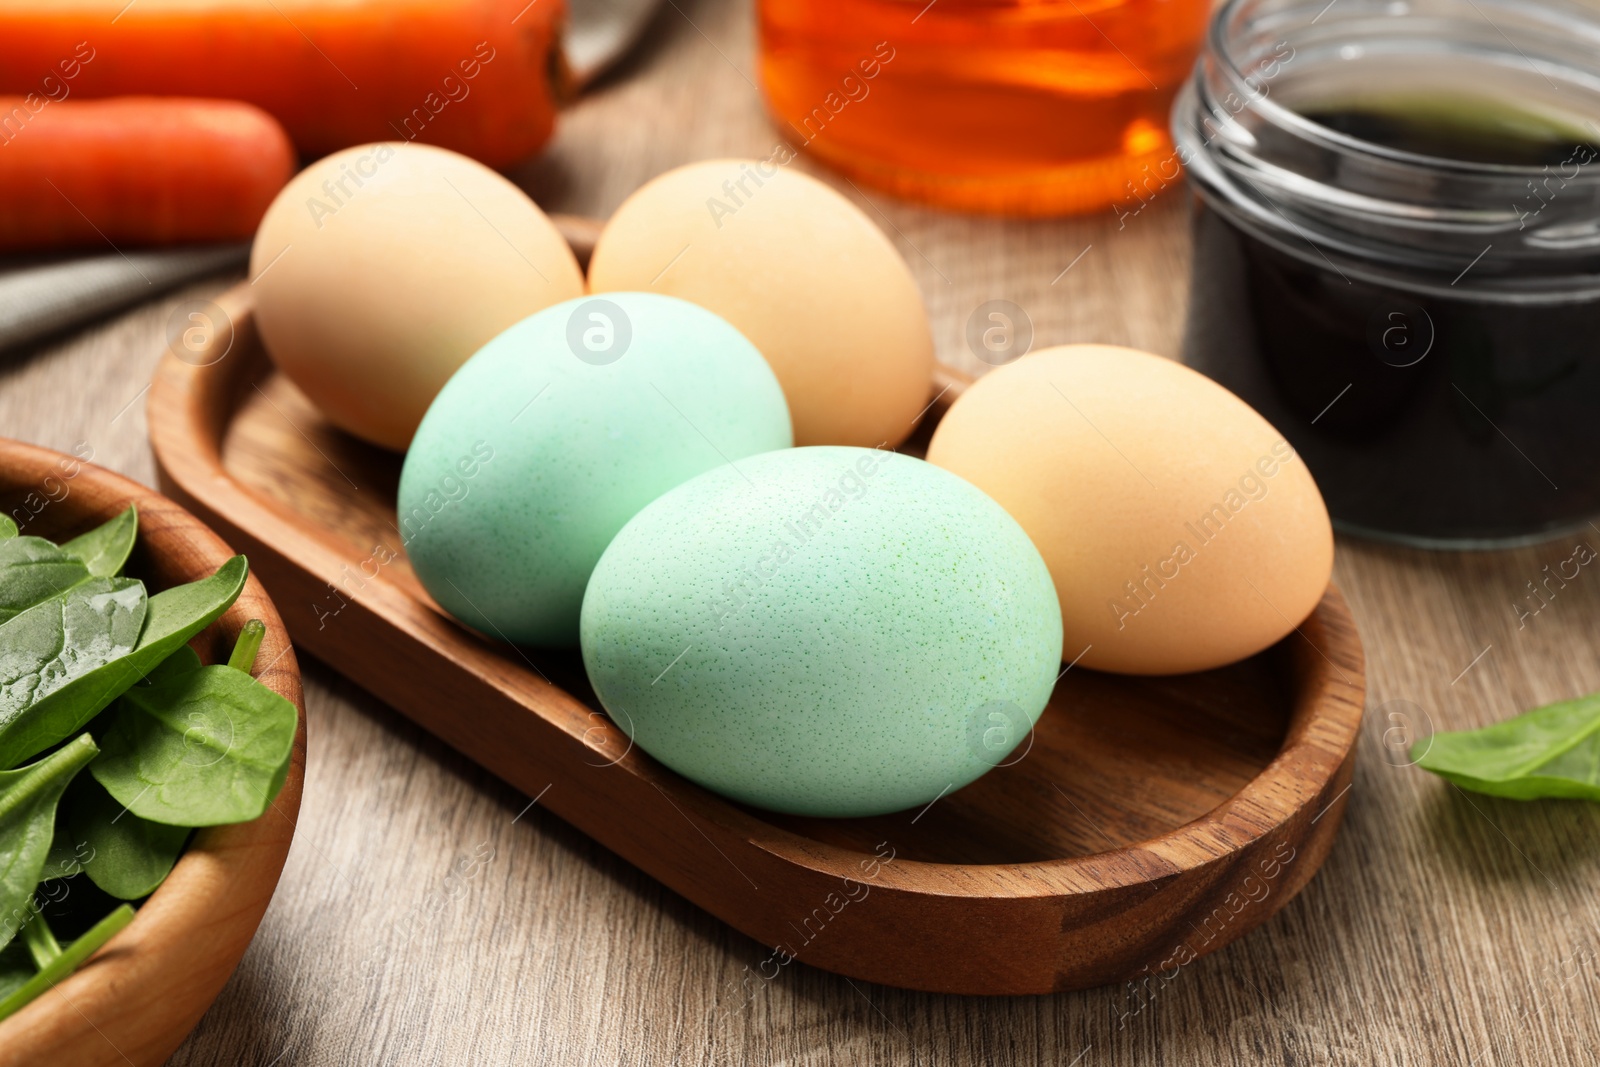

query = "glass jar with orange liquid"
[757, 0, 1210, 215]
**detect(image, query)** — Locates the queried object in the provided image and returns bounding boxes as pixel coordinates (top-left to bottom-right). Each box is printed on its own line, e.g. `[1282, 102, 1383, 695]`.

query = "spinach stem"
[0, 904, 134, 1023]
[0, 734, 97, 819]
[20, 909, 61, 970]
[228, 619, 267, 674]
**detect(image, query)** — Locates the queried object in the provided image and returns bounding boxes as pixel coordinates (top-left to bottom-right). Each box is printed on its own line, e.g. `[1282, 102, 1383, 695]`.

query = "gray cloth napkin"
[0, 244, 248, 353]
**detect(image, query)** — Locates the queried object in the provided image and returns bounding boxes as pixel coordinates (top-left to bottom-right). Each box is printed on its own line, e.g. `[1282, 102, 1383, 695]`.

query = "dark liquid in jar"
[1301, 93, 1597, 167]
[1183, 94, 1600, 545]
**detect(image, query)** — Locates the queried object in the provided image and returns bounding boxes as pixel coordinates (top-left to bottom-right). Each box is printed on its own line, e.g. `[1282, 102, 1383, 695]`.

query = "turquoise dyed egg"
[579, 446, 1064, 817]
[399, 292, 792, 646]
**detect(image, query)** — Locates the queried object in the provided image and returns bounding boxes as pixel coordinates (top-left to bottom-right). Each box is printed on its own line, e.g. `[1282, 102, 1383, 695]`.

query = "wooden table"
[4, 1, 1597, 1062]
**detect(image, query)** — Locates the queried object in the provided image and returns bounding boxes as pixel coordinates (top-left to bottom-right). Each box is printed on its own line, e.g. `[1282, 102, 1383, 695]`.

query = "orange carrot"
[0, 0, 566, 170]
[0, 96, 295, 253]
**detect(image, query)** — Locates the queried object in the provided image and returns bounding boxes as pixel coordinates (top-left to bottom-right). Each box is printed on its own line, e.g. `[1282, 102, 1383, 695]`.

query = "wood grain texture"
[0, 0, 1597, 1060]
[0, 440, 306, 1067]
[145, 285, 1363, 994]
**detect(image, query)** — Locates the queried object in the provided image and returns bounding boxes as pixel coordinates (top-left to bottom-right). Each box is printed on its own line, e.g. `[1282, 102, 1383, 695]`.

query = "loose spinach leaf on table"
[60, 506, 137, 579]
[0, 555, 248, 770]
[0, 735, 98, 949]
[1414, 691, 1600, 800]
[68, 776, 188, 900]
[0, 538, 92, 624]
[92, 658, 297, 827]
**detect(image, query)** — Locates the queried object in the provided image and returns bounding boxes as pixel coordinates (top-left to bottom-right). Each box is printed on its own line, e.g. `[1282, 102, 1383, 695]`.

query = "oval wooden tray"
[0, 439, 306, 1065]
[146, 219, 1363, 996]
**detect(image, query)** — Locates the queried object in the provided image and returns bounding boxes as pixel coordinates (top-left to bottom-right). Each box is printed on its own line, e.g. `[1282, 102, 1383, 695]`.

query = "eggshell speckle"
[927, 345, 1333, 675]
[400, 292, 792, 647]
[587, 159, 935, 449]
[579, 446, 1063, 817]
[251, 142, 584, 450]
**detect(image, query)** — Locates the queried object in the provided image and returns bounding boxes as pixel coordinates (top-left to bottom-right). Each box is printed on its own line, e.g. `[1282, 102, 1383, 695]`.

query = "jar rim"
[1206, 0, 1600, 179]
[1176, 0, 1600, 286]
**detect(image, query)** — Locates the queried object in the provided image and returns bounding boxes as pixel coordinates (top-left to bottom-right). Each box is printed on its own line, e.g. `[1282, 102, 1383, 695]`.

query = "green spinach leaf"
[41, 812, 91, 883]
[140, 645, 202, 688]
[92, 659, 296, 827]
[0, 579, 146, 769]
[0, 556, 247, 770]
[68, 777, 188, 900]
[0, 735, 98, 949]
[60, 506, 137, 579]
[0, 515, 16, 541]
[1414, 692, 1600, 800]
[0, 538, 91, 624]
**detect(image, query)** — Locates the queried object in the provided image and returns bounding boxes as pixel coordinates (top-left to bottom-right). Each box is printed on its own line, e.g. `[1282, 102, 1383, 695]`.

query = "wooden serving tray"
[146, 220, 1364, 996]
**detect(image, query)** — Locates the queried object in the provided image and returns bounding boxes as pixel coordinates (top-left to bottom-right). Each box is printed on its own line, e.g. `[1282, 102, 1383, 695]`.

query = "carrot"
[0, 0, 566, 170]
[0, 96, 295, 253]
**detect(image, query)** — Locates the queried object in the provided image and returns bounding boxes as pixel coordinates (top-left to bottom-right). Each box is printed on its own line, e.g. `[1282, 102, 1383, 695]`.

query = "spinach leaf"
[0, 515, 16, 541]
[68, 776, 188, 900]
[0, 538, 91, 624]
[60, 506, 137, 579]
[0, 904, 133, 1024]
[1414, 692, 1600, 800]
[0, 556, 247, 770]
[41, 812, 91, 883]
[141, 645, 202, 688]
[0, 735, 98, 949]
[92, 660, 296, 827]
[0, 579, 146, 770]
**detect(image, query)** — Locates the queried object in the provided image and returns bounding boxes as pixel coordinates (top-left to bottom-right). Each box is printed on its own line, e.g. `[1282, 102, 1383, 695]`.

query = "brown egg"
[927, 345, 1334, 675]
[586, 158, 934, 448]
[250, 143, 584, 451]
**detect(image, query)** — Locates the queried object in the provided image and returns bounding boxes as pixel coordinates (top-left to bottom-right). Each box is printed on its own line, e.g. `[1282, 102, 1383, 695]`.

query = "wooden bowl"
[0, 440, 306, 1066]
[145, 219, 1364, 995]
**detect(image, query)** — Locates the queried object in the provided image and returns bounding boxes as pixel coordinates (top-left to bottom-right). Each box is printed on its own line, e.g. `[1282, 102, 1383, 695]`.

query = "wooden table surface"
[4, 1, 1598, 1063]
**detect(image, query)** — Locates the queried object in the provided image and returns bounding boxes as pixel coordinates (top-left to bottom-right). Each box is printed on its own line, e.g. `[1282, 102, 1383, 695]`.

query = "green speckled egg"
[579, 446, 1063, 817]
[399, 292, 792, 646]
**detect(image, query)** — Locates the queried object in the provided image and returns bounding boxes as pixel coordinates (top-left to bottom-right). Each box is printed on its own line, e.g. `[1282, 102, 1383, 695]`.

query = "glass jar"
[1173, 0, 1600, 547]
[758, 0, 1210, 216]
